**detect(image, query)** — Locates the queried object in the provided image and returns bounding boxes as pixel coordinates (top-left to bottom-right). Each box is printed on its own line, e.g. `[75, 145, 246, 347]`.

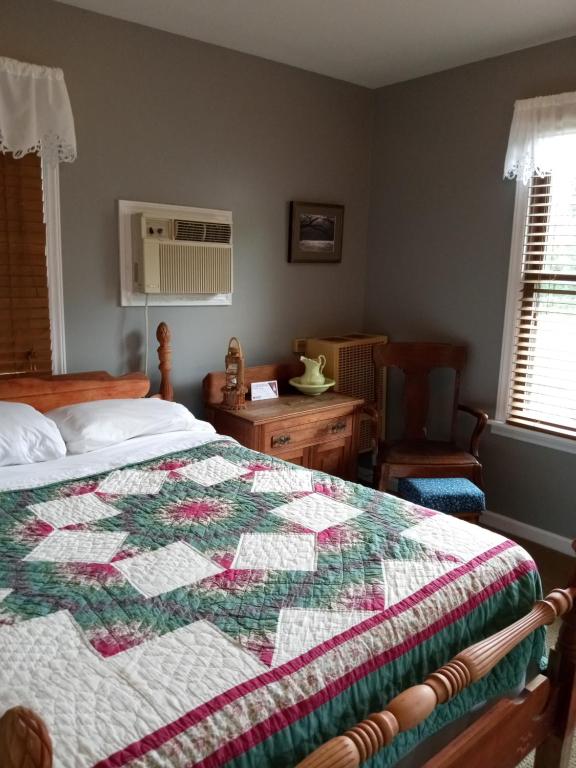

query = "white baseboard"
[482, 511, 573, 556]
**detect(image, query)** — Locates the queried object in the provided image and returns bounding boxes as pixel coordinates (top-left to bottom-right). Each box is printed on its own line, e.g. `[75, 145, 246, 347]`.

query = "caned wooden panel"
[0, 153, 51, 374]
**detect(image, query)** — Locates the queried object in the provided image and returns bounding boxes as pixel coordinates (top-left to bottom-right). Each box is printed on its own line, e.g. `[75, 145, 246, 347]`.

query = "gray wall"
[366, 37, 576, 537]
[2, 0, 573, 536]
[1, 0, 373, 410]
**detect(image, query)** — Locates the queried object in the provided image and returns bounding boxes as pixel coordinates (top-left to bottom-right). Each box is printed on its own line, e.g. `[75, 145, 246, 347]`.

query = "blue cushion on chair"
[397, 477, 486, 514]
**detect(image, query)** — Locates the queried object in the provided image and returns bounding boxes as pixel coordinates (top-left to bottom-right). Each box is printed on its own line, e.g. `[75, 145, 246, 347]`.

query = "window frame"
[42, 159, 66, 374]
[492, 176, 576, 455]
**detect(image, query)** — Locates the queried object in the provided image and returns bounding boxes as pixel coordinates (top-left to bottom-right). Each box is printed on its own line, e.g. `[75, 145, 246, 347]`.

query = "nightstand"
[203, 365, 363, 481]
[207, 392, 363, 481]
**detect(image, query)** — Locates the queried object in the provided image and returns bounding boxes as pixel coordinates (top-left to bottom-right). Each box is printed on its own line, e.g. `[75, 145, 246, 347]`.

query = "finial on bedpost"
[156, 322, 173, 402]
[0, 706, 53, 768]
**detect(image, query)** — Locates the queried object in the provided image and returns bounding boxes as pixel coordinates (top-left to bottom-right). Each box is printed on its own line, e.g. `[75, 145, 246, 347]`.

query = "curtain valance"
[504, 91, 576, 184]
[0, 56, 76, 166]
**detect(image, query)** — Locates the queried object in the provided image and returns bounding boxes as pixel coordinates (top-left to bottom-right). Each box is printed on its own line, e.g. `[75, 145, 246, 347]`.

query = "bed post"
[156, 322, 174, 402]
[533, 542, 576, 768]
[0, 706, 52, 768]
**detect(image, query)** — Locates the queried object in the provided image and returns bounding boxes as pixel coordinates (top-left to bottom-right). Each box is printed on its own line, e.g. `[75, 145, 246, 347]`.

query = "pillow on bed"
[0, 402, 67, 466]
[46, 398, 198, 454]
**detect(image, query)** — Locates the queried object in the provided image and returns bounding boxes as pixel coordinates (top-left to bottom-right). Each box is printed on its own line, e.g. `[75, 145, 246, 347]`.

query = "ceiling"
[54, 0, 576, 88]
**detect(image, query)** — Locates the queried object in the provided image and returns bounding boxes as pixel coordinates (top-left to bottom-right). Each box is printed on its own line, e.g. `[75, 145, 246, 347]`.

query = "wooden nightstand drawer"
[265, 415, 352, 452]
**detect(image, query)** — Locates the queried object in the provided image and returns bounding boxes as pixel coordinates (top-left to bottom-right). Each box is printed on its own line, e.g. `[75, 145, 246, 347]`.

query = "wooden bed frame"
[0, 323, 574, 767]
[0, 321, 174, 410]
[297, 573, 576, 768]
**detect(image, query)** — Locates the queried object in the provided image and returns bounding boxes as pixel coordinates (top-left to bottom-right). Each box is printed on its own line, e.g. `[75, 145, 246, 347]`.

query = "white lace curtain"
[0, 56, 76, 166]
[504, 91, 576, 184]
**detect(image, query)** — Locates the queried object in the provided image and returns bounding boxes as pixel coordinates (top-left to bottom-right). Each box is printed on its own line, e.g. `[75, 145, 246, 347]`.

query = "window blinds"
[507, 172, 576, 439]
[0, 152, 52, 375]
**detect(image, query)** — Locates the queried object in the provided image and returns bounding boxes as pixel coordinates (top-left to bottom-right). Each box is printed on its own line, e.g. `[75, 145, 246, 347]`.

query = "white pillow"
[47, 398, 197, 454]
[0, 402, 67, 466]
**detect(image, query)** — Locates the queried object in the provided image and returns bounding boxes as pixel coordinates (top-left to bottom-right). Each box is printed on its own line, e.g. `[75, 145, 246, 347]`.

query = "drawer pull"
[272, 434, 292, 447]
[330, 420, 347, 434]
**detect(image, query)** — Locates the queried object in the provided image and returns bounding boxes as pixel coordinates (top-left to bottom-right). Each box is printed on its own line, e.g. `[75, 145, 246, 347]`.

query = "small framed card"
[251, 380, 279, 401]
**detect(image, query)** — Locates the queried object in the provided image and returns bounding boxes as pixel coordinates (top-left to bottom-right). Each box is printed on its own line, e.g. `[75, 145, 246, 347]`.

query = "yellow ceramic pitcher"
[299, 355, 326, 385]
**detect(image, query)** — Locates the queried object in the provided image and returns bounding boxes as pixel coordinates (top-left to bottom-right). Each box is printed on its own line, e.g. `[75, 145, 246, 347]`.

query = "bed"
[0, 323, 574, 768]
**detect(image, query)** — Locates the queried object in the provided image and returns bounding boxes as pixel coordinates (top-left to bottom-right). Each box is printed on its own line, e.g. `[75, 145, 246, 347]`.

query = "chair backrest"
[372, 342, 467, 441]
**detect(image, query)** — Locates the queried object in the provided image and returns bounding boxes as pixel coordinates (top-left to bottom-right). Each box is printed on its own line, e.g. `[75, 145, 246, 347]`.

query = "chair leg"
[453, 512, 480, 525]
[473, 465, 484, 489]
[374, 462, 383, 491]
[377, 463, 390, 492]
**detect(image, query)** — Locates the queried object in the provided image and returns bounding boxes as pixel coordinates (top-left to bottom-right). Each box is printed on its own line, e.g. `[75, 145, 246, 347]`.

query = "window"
[0, 153, 65, 375]
[0, 152, 50, 374]
[496, 165, 576, 446]
[0, 55, 75, 377]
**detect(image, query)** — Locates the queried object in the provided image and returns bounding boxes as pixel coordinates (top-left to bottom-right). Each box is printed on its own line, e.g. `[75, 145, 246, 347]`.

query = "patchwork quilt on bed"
[0, 439, 543, 768]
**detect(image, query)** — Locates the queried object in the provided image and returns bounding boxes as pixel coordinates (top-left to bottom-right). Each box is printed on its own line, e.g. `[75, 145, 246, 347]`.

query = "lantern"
[221, 337, 247, 410]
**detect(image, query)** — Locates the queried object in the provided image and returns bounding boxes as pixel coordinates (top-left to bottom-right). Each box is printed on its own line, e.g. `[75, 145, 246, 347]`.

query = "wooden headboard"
[0, 322, 174, 412]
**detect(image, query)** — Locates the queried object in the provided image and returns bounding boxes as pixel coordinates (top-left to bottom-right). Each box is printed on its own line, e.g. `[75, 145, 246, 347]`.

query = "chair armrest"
[457, 404, 489, 459]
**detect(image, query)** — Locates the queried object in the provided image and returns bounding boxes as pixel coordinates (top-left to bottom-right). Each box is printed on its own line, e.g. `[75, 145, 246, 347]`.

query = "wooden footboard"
[2, 573, 576, 768]
[297, 572, 576, 768]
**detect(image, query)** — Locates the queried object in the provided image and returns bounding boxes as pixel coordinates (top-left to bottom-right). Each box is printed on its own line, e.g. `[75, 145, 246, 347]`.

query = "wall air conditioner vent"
[174, 219, 231, 244]
[158, 243, 232, 293]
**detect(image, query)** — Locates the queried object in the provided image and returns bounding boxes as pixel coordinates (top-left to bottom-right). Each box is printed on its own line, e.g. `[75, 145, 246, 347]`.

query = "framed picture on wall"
[288, 201, 344, 263]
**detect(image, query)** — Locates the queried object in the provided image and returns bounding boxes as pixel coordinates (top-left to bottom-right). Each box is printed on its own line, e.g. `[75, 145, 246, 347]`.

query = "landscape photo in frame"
[288, 202, 344, 263]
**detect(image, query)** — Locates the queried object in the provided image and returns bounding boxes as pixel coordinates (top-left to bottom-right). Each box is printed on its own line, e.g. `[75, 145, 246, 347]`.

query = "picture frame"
[288, 201, 344, 263]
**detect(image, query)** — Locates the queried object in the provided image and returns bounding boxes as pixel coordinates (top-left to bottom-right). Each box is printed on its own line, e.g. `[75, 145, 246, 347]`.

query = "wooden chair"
[371, 342, 488, 492]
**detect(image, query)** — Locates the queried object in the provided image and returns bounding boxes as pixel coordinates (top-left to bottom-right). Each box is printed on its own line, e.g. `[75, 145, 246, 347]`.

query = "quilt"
[0, 438, 543, 767]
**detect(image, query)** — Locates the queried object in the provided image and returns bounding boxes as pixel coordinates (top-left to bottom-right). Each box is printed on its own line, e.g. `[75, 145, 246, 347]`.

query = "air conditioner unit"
[133, 210, 232, 294]
[298, 333, 389, 453]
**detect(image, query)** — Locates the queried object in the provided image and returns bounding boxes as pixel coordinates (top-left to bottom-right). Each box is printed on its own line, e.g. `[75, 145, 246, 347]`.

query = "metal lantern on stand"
[221, 337, 247, 410]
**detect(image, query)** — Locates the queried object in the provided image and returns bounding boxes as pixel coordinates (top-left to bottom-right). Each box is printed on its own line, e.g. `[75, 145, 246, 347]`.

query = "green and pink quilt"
[0, 437, 543, 767]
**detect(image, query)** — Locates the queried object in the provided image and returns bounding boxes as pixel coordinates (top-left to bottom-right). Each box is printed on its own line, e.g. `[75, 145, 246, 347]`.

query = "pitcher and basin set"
[289, 355, 336, 396]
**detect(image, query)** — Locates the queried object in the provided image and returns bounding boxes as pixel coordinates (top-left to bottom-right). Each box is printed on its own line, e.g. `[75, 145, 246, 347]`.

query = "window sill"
[490, 420, 576, 455]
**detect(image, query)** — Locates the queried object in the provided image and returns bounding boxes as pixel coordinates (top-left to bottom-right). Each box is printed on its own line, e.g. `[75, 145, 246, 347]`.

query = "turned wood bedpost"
[156, 322, 174, 402]
[297, 584, 576, 768]
[0, 707, 52, 768]
[533, 541, 576, 768]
